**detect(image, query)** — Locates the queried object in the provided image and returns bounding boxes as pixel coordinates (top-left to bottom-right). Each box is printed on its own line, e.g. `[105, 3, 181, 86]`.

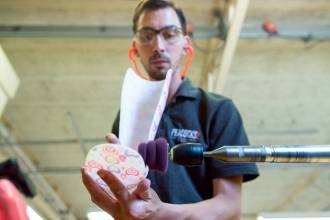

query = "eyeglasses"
[136, 25, 183, 45]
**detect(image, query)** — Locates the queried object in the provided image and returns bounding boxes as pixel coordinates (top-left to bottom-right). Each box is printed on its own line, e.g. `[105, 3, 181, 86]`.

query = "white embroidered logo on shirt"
[170, 128, 201, 143]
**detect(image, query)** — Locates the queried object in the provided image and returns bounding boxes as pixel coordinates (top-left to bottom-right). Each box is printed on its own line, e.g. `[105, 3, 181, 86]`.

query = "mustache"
[149, 52, 170, 63]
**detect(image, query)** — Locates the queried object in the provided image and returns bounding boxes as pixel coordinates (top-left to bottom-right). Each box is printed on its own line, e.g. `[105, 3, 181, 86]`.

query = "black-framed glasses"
[136, 25, 183, 45]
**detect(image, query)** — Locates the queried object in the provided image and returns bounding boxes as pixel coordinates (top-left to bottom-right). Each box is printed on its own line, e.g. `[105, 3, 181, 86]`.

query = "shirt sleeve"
[205, 99, 259, 182]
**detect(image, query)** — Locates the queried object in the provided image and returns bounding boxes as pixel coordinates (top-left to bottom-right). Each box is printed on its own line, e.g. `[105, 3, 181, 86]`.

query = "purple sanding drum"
[146, 141, 157, 170]
[155, 138, 169, 173]
[138, 142, 147, 163]
[138, 138, 169, 173]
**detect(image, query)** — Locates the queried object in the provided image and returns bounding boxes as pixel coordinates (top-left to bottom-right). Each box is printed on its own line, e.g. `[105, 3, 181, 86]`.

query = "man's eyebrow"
[137, 26, 155, 31]
[137, 25, 179, 31]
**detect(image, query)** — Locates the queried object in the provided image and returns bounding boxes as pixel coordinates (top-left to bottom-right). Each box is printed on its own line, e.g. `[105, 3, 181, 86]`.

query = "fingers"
[81, 167, 104, 196]
[97, 169, 130, 204]
[81, 168, 116, 210]
[133, 178, 151, 200]
[105, 133, 120, 144]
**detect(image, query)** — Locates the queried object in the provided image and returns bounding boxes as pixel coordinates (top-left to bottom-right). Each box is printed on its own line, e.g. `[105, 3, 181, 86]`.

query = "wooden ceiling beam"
[213, 0, 250, 94]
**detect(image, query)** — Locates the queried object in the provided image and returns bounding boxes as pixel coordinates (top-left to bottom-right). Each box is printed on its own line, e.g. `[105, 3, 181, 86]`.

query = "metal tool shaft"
[204, 145, 330, 163]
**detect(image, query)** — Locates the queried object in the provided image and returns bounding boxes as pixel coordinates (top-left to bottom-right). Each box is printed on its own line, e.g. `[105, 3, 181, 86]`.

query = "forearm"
[150, 176, 243, 220]
[153, 196, 241, 220]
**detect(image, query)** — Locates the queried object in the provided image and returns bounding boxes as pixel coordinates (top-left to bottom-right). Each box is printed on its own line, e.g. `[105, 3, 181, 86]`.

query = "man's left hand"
[81, 167, 162, 220]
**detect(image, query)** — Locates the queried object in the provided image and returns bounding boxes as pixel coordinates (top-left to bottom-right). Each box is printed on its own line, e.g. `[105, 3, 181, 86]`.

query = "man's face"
[133, 7, 188, 80]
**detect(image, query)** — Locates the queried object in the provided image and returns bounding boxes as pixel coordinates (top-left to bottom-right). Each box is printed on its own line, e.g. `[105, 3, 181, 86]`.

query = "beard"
[147, 52, 172, 80]
[148, 67, 169, 80]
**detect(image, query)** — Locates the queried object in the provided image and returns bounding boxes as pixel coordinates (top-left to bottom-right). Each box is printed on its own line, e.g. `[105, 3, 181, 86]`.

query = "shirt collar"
[174, 77, 198, 99]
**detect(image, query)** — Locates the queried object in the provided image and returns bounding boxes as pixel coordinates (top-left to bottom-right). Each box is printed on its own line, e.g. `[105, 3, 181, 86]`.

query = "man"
[82, 1, 259, 219]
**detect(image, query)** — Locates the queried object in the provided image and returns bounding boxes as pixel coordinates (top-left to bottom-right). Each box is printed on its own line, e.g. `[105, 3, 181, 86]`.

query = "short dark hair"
[133, 0, 187, 35]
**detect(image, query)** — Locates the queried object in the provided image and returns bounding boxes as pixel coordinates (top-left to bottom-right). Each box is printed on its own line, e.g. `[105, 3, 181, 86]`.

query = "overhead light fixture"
[0, 44, 20, 117]
[0, 45, 19, 98]
[0, 88, 7, 116]
[258, 217, 330, 220]
[26, 206, 44, 220]
[87, 211, 114, 220]
[258, 212, 330, 220]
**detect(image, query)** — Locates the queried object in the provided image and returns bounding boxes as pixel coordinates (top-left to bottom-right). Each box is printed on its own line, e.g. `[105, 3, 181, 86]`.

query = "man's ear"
[182, 35, 192, 56]
[132, 40, 140, 57]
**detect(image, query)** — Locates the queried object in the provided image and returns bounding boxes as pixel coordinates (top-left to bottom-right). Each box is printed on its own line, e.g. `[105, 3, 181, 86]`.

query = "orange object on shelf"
[262, 20, 278, 34]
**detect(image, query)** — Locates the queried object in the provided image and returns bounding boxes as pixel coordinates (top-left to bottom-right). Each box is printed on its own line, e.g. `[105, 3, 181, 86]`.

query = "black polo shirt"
[112, 78, 259, 204]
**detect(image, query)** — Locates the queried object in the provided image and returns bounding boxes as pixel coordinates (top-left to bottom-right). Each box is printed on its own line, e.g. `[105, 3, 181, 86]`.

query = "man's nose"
[153, 34, 166, 53]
